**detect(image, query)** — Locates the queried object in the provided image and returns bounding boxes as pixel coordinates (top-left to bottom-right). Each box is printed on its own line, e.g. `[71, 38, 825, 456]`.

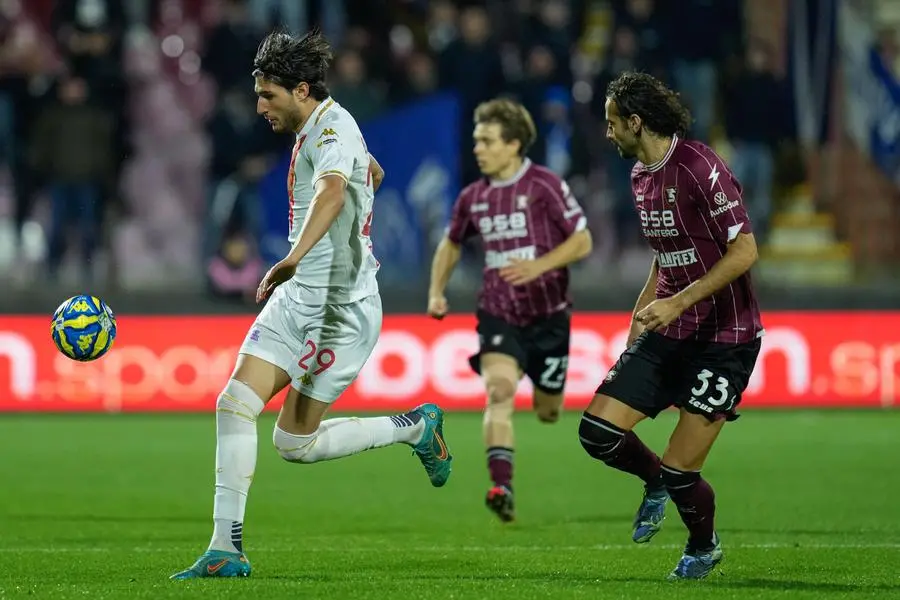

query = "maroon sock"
[487, 446, 513, 490]
[613, 431, 663, 489]
[661, 465, 716, 549]
[579, 414, 662, 489]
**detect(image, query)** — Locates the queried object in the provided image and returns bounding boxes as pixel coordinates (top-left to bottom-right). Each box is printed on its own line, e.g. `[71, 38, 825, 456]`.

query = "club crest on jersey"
[516, 195, 529, 209]
[665, 186, 677, 204]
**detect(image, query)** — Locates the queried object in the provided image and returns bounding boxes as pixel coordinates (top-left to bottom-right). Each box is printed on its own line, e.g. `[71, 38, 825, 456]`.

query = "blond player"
[172, 30, 452, 580]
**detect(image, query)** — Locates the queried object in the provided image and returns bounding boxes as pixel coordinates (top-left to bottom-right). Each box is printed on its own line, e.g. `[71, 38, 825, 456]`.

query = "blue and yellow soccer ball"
[50, 295, 117, 361]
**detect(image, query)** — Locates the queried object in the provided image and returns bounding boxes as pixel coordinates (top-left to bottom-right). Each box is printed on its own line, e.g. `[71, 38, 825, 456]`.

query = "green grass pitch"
[1, 410, 898, 599]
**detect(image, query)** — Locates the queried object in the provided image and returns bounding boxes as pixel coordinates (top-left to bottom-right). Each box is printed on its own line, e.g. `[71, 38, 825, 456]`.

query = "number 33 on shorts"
[687, 369, 735, 414]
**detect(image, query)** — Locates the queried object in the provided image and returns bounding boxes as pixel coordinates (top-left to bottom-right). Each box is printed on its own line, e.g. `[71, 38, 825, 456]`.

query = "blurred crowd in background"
[0, 0, 898, 303]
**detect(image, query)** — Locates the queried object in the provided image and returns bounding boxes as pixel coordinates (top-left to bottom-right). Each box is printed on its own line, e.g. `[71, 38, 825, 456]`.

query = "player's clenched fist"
[427, 295, 449, 320]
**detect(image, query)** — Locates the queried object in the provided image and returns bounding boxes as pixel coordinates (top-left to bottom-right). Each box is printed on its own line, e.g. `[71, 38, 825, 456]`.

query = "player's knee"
[217, 379, 266, 424]
[485, 375, 516, 407]
[578, 412, 625, 463]
[272, 425, 319, 464]
[660, 464, 701, 491]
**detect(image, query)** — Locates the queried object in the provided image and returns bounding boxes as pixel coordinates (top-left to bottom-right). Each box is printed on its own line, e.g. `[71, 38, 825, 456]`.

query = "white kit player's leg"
[172, 289, 296, 581]
[271, 295, 454, 486]
[209, 379, 266, 553]
[273, 414, 424, 463]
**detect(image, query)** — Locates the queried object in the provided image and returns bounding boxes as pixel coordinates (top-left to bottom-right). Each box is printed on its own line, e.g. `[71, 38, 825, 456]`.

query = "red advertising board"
[0, 313, 898, 412]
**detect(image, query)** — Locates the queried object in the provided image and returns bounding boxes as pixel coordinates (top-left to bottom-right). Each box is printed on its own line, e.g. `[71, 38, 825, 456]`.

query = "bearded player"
[578, 71, 763, 580]
[171, 30, 452, 580]
[428, 98, 592, 522]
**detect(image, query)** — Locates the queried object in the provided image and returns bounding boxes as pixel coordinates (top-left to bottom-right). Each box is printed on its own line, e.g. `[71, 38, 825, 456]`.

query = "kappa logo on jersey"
[516, 195, 529, 210]
[317, 128, 338, 148]
[665, 186, 677, 204]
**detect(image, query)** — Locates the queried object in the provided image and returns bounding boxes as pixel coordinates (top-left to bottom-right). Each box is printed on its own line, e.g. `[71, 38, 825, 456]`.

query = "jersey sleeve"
[543, 176, 587, 236]
[446, 188, 477, 244]
[307, 121, 356, 186]
[688, 152, 752, 244]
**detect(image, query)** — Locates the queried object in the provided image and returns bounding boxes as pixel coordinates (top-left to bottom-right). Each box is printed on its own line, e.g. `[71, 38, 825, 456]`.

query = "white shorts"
[239, 285, 382, 403]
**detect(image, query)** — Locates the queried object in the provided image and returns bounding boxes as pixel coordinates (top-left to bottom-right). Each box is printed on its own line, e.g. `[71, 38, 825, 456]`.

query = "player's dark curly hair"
[252, 28, 332, 100]
[606, 72, 692, 137]
[474, 98, 537, 157]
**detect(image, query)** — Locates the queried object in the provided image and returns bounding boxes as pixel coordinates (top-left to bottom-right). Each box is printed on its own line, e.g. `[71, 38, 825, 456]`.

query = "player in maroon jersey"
[578, 72, 764, 580]
[427, 98, 593, 522]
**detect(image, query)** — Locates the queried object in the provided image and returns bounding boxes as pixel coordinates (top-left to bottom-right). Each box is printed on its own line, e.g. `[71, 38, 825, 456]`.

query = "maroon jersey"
[632, 136, 764, 343]
[447, 159, 587, 326]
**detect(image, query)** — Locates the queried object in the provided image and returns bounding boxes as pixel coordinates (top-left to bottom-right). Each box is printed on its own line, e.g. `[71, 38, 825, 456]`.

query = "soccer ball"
[50, 295, 117, 361]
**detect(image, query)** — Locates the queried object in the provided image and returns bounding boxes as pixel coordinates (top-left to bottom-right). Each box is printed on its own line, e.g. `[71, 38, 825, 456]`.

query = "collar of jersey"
[489, 158, 532, 188]
[644, 134, 679, 173]
[298, 97, 336, 138]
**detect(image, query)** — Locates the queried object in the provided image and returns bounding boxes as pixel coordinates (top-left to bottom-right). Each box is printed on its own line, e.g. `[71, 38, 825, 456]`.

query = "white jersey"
[286, 97, 379, 304]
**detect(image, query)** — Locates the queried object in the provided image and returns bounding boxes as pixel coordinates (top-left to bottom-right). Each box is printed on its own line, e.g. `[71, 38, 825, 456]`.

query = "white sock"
[273, 413, 425, 463]
[208, 379, 265, 554]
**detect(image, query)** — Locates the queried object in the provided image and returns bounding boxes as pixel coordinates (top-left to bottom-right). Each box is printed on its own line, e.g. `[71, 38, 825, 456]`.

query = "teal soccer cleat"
[170, 549, 251, 580]
[409, 403, 453, 487]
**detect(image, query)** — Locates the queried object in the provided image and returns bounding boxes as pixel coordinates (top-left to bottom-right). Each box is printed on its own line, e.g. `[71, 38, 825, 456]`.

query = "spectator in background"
[723, 38, 787, 243]
[248, 0, 346, 45]
[202, 0, 261, 94]
[439, 5, 506, 183]
[524, 0, 574, 88]
[204, 87, 282, 263]
[29, 75, 114, 281]
[0, 2, 55, 257]
[665, 0, 743, 143]
[329, 48, 386, 123]
[612, 0, 668, 83]
[53, 0, 128, 224]
[517, 44, 564, 168]
[426, 0, 458, 54]
[207, 226, 263, 303]
[389, 50, 438, 105]
[592, 26, 649, 250]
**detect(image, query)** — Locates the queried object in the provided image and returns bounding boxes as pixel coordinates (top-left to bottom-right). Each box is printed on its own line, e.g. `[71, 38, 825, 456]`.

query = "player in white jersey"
[172, 30, 453, 580]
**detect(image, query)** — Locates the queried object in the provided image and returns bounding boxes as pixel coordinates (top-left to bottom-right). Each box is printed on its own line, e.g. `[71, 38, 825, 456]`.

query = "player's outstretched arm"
[636, 233, 758, 331]
[427, 236, 462, 319]
[368, 153, 384, 192]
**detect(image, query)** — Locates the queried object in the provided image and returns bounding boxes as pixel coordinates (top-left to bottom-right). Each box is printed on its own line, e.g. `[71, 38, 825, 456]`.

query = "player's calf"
[484, 375, 516, 492]
[661, 464, 717, 551]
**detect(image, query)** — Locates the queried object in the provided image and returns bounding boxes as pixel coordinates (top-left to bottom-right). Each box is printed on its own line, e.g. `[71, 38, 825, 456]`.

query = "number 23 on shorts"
[298, 339, 336, 375]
